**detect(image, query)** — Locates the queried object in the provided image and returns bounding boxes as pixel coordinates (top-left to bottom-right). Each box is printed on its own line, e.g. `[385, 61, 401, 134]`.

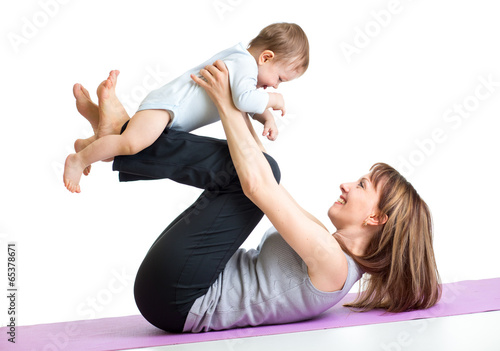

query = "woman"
[73, 62, 441, 333]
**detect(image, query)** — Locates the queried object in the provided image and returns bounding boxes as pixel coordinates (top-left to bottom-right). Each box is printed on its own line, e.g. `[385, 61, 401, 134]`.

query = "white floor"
[127, 311, 500, 351]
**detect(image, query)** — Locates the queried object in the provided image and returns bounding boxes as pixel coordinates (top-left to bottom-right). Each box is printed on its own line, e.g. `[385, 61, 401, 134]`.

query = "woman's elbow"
[241, 175, 263, 201]
[241, 155, 281, 200]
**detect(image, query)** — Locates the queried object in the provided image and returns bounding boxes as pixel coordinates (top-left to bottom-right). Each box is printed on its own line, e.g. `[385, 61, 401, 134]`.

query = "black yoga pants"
[112, 122, 281, 332]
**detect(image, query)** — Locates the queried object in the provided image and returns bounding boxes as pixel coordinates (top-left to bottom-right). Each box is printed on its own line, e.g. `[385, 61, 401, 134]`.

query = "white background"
[1, 0, 499, 327]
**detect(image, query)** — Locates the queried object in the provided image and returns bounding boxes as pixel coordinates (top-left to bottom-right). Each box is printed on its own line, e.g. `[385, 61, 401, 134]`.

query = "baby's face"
[256, 61, 302, 90]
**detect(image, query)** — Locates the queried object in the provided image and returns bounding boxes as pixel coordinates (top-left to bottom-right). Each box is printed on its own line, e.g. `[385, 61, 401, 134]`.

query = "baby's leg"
[74, 135, 112, 176]
[114, 109, 172, 155]
[74, 135, 96, 176]
[63, 109, 171, 193]
[73, 71, 130, 176]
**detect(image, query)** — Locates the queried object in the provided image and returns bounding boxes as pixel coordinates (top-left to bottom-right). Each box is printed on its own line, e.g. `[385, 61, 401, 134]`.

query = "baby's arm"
[224, 55, 273, 115]
[254, 91, 286, 141]
[266, 92, 286, 116]
[222, 56, 283, 140]
[252, 109, 279, 141]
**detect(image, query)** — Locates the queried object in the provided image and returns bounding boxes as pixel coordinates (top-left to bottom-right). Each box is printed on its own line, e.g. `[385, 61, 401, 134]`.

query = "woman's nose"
[340, 183, 349, 193]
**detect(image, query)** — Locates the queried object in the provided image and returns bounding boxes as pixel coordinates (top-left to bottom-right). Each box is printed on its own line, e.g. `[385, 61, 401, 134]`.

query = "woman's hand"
[191, 60, 234, 111]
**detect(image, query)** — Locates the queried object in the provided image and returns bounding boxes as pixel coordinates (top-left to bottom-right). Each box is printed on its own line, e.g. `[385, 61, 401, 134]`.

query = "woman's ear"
[259, 50, 275, 64]
[365, 213, 388, 226]
[378, 214, 388, 225]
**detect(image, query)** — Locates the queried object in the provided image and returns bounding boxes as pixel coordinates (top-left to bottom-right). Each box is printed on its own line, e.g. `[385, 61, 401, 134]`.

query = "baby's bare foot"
[74, 83, 99, 133]
[96, 70, 130, 138]
[74, 136, 96, 176]
[63, 154, 85, 193]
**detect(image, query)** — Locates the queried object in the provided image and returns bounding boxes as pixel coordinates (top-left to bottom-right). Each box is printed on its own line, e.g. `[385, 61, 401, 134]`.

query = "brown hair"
[248, 22, 309, 73]
[335, 163, 441, 312]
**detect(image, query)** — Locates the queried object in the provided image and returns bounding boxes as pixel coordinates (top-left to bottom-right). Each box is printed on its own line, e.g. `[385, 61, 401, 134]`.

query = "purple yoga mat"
[2, 278, 500, 351]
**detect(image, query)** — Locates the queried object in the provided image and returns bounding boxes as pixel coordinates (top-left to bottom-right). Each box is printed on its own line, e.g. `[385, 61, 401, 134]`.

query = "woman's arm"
[191, 62, 348, 292]
[243, 112, 267, 153]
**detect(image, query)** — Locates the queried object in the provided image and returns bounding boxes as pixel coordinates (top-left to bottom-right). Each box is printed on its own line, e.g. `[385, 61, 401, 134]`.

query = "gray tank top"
[183, 227, 364, 332]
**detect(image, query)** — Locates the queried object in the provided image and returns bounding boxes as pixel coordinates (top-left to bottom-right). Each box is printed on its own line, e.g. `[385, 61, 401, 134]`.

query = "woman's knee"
[134, 270, 187, 332]
[263, 153, 281, 184]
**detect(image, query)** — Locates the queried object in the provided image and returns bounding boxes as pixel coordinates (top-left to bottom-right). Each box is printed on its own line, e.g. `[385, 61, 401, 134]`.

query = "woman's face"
[328, 173, 382, 230]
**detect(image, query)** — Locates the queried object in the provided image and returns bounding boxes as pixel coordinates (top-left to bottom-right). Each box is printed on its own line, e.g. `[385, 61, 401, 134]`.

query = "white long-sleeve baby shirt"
[138, 43, 269, 132]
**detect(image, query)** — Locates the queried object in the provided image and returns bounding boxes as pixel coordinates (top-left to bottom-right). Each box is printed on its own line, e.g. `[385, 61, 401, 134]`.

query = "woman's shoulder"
[307, 237, 352, 293]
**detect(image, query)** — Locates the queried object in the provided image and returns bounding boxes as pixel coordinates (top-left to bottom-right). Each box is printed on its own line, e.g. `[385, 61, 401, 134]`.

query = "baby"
[64, 22, 309, 193]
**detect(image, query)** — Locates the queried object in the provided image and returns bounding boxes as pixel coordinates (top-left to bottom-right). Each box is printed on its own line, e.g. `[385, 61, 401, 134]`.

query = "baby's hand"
[268, 92, 286, 116]
[263, 117, 279, 141]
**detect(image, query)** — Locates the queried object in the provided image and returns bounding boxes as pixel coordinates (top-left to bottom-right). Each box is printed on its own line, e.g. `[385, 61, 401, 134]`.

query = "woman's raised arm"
[192, 61, 270, 191]
[191, 61, 348, 292]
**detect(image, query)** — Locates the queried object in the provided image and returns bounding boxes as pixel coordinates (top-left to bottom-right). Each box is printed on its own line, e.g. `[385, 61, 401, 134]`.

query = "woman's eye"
[358, 181, 364, 188]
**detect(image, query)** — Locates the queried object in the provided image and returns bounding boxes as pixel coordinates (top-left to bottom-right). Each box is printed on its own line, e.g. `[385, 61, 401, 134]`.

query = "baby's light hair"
[248, 23, 309, 73]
